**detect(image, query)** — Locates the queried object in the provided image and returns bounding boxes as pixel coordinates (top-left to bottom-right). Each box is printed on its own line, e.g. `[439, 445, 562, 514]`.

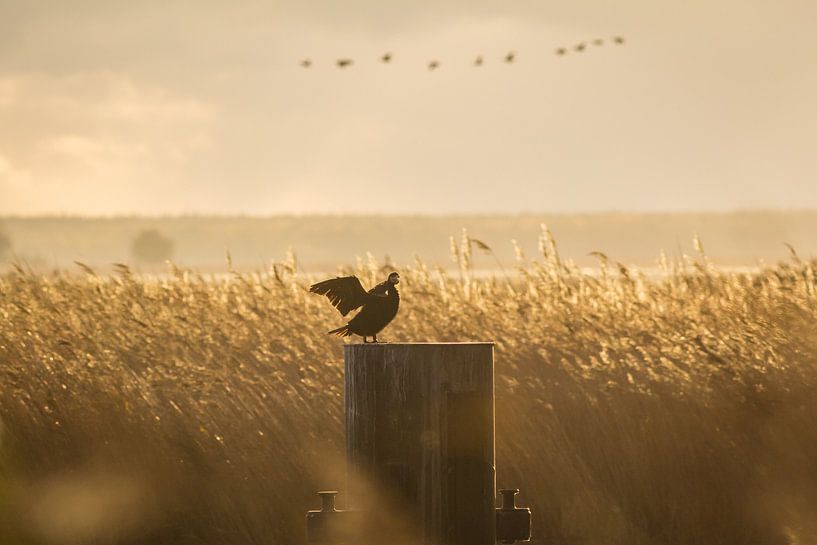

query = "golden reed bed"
[1, 231, 816, 544]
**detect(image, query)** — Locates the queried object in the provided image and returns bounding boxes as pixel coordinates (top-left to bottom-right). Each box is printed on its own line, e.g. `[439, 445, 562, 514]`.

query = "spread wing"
[309, 276, 370, 316]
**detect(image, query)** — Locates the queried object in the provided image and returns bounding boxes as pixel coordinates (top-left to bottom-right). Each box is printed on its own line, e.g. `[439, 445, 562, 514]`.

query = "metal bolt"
[499, 489, 519, 510]
[317, 490, 338, 512]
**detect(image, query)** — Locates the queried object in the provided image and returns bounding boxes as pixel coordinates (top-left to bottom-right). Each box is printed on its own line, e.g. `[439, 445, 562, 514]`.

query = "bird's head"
[388, 272, 400, 285]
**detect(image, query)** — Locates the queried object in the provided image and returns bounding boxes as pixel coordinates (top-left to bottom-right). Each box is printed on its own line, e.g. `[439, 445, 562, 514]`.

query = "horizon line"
[3, 208, 817, 220]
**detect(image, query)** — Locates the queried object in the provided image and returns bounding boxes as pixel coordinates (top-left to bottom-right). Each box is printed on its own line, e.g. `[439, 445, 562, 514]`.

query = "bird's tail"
[327, 325, 352, 337]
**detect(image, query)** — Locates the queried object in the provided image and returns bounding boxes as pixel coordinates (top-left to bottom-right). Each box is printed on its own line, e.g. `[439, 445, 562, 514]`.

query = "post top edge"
[344, 342, 495, 346]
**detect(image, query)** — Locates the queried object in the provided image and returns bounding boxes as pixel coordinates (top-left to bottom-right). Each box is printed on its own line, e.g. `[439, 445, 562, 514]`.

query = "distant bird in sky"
[303, 39, 628, 70]
[310, 272, 401, 343]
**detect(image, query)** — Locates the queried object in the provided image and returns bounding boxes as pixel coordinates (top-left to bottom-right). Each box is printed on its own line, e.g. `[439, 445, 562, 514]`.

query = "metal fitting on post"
[495, 489, 531, 543]
[306, 491, 362, 544]
[319, 490, 338, 512]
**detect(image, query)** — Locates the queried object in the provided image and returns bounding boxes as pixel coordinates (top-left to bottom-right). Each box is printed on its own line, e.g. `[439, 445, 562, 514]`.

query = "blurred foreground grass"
[1, 229, 816, 544]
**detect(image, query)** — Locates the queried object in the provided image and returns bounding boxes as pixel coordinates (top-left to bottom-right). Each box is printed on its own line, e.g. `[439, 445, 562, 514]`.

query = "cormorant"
[613, 36, 625, 44]
[381, 53, 392, 63]
[336, 59, 353, 68]
[300, 59, 312, 67]
[555, 48, 567, 55]
[505, 51, 516, 63]
[474, 55, 484, 66]
[428, 60, 440, 70]
[310, 272, 400, 343]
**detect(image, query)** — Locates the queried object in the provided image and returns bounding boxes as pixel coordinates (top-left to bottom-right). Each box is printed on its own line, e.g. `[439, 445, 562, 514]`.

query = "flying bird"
[474, 55, 484, 66]
[300, 59, 312, 68]
[505, 51, 516, 63]
[428, 60, 440, 70]
[592, 38, 604, 46]
[574, 43, 587, 52]
[381, 52, 392, 63]
[310, 272, 401, 343]
[336, 58, 353, 68]
[613, 36, 625, 44]
[555, 48, 567, 55]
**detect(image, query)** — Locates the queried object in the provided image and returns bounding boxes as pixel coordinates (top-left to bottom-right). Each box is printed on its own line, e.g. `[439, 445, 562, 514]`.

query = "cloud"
[0, 72, 214, 214]
[0, 153, 31, 190]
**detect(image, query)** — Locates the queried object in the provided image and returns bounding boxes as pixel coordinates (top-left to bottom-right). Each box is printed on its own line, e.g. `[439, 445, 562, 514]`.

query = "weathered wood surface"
[345, 342, 496, 545]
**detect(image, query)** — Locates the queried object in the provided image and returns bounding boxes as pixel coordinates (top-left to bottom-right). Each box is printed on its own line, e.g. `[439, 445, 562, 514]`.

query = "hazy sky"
[1, 0, 816, 215]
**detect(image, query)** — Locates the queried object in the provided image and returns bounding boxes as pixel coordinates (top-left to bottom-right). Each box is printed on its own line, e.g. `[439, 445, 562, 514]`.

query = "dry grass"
[1, 228, 817, 545]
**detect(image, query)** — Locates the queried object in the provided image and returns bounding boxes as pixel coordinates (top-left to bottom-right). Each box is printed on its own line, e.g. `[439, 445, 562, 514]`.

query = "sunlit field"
[2, 229, 816, 545]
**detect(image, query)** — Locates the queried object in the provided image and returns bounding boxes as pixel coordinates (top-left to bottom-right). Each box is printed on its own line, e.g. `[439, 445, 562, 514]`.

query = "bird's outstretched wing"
[309, 276, 370, 316]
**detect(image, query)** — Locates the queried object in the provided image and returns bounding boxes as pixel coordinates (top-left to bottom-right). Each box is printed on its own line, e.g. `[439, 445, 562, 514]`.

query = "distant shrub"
[131, 229, 174, 264]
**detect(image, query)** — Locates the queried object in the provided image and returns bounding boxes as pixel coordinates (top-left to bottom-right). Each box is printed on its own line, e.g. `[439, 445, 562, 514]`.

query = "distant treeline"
[1, 211, 815, 272]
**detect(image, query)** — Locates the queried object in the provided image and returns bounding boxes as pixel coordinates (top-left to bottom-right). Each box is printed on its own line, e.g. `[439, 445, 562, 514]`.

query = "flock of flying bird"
[299, 36, 625, 71]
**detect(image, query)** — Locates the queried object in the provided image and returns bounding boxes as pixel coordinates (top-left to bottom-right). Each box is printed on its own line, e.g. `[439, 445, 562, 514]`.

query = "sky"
[0, 0, 816, 215]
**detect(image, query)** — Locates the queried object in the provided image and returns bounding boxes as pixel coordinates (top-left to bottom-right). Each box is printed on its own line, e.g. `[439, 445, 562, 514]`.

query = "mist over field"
[3, 211, 817, 273]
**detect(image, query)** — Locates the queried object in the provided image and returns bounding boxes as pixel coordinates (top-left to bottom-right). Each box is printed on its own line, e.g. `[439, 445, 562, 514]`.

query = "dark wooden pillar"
[345, 342, 496, 545]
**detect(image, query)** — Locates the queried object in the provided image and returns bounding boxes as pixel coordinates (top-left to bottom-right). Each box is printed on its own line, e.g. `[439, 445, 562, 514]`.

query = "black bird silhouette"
[381, 52, 392, 63]
[555, 47, 567, 55]
[474, 55, 484, 66]
[310, 272, 400, 343]
[592, 38, 604, 46]
[300, 59, 312, 68]
[336, 58, 353, 68]
[613, 36, 625, 44]
[505, 51, 516, 63]
[574, 43, 587, 52]
[428, 60, 439, 70]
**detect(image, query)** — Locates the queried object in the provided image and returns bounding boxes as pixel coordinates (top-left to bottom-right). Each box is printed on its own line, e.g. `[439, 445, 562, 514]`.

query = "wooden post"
[344, 342, 496, 545]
